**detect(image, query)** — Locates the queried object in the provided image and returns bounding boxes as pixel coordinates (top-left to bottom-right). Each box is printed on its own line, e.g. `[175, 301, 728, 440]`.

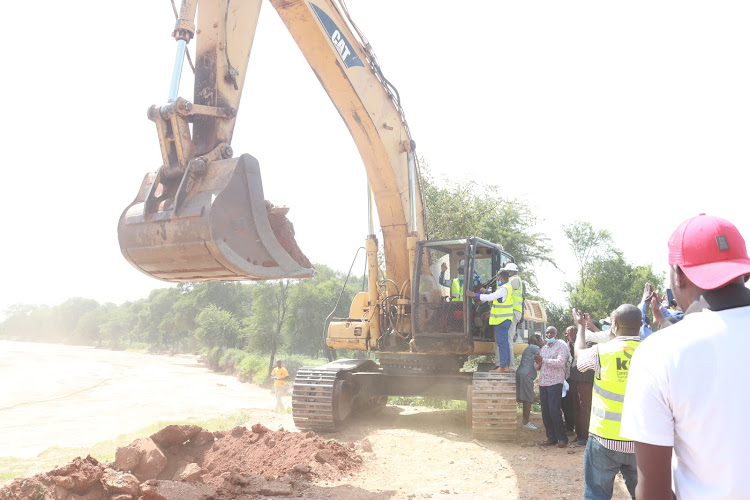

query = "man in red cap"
[621, 214, 750, 500]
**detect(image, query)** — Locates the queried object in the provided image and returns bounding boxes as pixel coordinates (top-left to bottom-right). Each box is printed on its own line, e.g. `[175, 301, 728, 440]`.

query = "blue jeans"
[540, 383, 567, 444]
[583, 436, 637, 500]
[494, 321, 511, 368]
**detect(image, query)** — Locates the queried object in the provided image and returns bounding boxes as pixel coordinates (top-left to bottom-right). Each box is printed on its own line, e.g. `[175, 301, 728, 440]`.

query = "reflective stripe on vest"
[589, 338, 641, 440]
[450, 279, 464, 302]
[510, 278, 524, 314]
[489, 281, 514, 325]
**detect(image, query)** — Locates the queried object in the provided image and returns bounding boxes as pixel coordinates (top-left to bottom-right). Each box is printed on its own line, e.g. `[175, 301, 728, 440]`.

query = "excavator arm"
[118, 0, 425, 289]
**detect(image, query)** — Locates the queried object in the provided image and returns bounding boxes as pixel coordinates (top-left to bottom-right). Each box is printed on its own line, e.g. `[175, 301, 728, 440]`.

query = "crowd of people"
[468, 213, 750, 500]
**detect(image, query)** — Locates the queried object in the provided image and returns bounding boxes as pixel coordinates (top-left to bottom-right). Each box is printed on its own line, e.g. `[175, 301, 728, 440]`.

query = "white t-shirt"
[621, 305, 750, 500]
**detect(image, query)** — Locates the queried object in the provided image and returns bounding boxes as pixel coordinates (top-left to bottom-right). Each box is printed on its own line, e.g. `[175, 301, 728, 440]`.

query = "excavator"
[118, 0, 547, 439]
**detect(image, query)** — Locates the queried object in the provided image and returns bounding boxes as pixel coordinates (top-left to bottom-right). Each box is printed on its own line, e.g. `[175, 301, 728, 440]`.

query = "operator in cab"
[439, 259, 482, 301]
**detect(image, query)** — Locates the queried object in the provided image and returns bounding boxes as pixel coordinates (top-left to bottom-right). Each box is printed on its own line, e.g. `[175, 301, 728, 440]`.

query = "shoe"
[490, 367, 510, 373]
[556, 442, 568, 448]
[521, 422, 537, 430]
[573, 439, 587, 446]
[538, 440, 557, 446]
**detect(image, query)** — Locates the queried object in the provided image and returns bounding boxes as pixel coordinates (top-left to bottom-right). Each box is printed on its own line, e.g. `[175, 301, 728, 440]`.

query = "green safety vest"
[489, 281, 514, 325]
[589, 338, 642, 441]
[510, 277, 525, 315]
[450, 278, 464, 302]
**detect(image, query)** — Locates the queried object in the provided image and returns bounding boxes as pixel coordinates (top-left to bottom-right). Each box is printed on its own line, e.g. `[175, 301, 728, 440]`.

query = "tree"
[99, 303, 138, 349]
[563, 221, 614, 294]
[285, 265, 362, 357]
[544, 302, 572, 337]
[194, 304, 243, 350]
[54, 297, 100, 343]
[1, 304, 52, 341]
[75, 305, 110, 346]
[243, 280, 292, 374]
[421, 165, 555, 293]
[562, 223, 665, 324]
[133, 288, 181, 346]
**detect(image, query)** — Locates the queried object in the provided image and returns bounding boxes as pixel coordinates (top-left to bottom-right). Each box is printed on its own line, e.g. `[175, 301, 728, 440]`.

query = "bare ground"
[3, 389, 633, 499]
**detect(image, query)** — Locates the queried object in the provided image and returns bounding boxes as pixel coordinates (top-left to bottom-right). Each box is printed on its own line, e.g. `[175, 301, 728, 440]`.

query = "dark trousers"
[575, 381, 593, 441]
[561, 379, 575, 432]
[540, 383, 568, 444]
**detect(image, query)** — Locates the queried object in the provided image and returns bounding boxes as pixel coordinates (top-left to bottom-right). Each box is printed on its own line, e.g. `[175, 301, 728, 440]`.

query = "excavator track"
[292, 367, 342, 432]
[470, 372, 517, 440]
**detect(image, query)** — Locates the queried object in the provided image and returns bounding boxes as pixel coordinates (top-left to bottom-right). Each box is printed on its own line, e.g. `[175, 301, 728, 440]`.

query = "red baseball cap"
[668, 214, 750, 290]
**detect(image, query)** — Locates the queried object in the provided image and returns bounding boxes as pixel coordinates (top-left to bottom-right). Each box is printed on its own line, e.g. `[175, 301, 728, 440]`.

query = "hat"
[668, 213, 750, 290]
[458, 259, 465, 270]
[600, 318, 611, 325]
[504, 262, 519, 272]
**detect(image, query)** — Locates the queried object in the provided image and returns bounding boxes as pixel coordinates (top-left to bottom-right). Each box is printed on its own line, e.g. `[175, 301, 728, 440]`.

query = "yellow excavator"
[118, 0, 546, 439]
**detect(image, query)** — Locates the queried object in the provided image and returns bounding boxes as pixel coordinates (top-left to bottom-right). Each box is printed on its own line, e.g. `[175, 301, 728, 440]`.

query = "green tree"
[133, 288, 181, 347]
[1, 304, 52, 341]
[99, 303, 138, 349]
[543, 302, 571, 337]
[191, 282, 250, 317]
[285, 265, 362, 357]
[194, 304, 243, 350]
[244, 280, 292, 374]
[563, 221, 615, 294]
[421, 166, 555, 293]
[54, 298, 100, 344]
[75, 305, 110, 346]
[562, 223, 665, 324]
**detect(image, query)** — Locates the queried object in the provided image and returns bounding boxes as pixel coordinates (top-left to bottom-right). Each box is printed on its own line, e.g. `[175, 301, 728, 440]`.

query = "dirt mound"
[1, 423, 363, 500]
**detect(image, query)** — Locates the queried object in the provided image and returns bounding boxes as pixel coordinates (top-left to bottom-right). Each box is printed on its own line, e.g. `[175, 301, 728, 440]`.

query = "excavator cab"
[411, 238, 513, 354]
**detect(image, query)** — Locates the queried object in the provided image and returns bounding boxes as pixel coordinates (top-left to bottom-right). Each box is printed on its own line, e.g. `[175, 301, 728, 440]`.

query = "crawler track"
[292, 367, 339, 431]
[470, 371, 517, 440]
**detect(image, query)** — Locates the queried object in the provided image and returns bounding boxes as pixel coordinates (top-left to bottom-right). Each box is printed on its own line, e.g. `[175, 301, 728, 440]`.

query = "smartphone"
[666, 289, 674, 305]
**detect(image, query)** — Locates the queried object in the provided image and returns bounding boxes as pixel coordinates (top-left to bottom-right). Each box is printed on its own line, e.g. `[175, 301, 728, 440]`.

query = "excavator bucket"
[118, 153, 315, 282]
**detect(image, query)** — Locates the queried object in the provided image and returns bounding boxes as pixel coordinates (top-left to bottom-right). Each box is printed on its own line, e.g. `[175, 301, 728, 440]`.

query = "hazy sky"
[3, 1, 749, 317]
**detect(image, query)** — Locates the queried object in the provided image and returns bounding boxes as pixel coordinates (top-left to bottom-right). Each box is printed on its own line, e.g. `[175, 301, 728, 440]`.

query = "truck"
[118, 0, 547, 439]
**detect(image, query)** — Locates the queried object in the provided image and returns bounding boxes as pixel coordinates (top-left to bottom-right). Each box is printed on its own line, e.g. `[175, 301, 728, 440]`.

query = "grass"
[0, 410, 256, 485]
[387, 396, 467, 411]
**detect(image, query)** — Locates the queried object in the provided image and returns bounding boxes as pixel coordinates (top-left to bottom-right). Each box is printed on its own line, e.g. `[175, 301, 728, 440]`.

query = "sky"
[2, 1, 750, 318]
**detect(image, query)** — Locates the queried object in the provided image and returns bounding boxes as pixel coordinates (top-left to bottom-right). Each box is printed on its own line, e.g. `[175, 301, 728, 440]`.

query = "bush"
[219, 348, 250, 373]
[202, 346, 224, 370]
[236, 355, 268, 384]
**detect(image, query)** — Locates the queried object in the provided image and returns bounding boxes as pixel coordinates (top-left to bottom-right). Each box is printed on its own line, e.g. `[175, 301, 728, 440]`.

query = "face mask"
[546, 337, 555, 344]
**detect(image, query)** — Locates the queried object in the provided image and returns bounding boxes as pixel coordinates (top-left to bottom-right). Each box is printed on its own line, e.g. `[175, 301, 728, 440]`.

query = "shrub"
[202, 346, 224, 370]
[219, 348, 250, 373]
[237, 354, 267, 383]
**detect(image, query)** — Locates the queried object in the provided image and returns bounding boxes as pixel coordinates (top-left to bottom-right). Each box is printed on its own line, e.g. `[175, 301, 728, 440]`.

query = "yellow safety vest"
[510, 277, 524, 315]
[489, 281, 514, 325]
[450, 279, 464, 302]
[589, 338, 641, 440]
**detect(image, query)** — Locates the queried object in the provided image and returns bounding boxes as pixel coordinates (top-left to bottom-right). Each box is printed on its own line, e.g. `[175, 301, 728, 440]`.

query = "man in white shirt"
[620, 214, 750, 500]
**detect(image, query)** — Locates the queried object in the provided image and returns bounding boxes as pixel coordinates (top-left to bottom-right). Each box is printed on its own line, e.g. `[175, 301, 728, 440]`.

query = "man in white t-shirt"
[620, 214, 750, 500]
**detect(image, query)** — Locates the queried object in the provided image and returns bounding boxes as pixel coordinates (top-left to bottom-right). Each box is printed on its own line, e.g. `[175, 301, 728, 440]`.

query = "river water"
[0, 341, 273, 458]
